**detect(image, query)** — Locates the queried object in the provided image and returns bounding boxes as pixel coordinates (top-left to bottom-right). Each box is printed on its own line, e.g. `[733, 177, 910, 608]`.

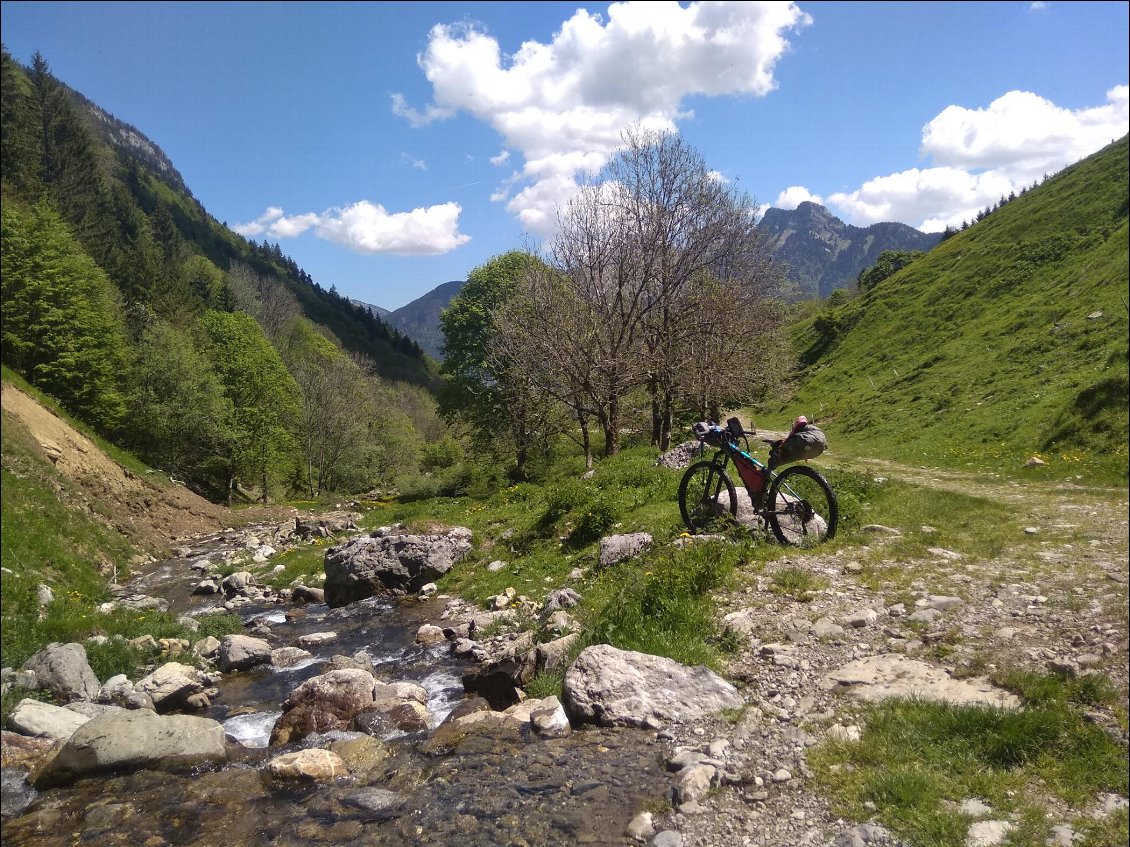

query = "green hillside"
[781, 136, 1129, 481]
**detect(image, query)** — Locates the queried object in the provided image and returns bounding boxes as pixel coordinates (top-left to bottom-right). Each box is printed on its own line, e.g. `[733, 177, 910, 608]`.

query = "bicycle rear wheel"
[678, 460, 738, 534]
[766, 465, 838, 546]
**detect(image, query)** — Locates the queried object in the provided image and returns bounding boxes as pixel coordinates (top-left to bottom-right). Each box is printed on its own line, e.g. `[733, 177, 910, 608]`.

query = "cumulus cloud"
[774, 186, 824, 209]
[400, 153, 428, 171]
[490, 149, 511, 166]
[392, 1, 812, 234]
[234, 201, 470, 256]
[828, 86, 1129, 231]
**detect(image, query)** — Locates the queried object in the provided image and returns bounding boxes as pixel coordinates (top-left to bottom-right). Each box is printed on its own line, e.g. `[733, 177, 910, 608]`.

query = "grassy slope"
[778, 136, 1129, 482]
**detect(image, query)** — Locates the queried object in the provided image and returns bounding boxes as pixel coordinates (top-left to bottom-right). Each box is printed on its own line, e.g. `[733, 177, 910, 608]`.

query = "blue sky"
[2, 1, 1127, 310]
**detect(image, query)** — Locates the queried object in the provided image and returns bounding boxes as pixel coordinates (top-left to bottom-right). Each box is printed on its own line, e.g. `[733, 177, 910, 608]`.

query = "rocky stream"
[2, 461, 1128, 847]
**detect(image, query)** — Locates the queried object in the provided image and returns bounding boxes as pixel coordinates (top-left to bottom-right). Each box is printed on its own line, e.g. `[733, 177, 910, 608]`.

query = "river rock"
[271, 646, 314, 668]
[31, 710, 227, 788]
[95, 674, 155, 711]
[562, 644, 744, 728]
[265, 748, 349, 781]
[270, 668, 379, 745]
[307, 786, 407, 822]
[323, 526, 473, 605]
[462, 656, 532, 710]
[135, 662, 207, 712]
[217, 634, 273, 672]
[220, 571, 254, 596]
[535, 633, 580, 675]
[22, 643, 101, 703]
[8, 698, 90, 743]
[291, 584, 325, 604]
[1, 730, 54, 770]
[296, 511, 360, 538]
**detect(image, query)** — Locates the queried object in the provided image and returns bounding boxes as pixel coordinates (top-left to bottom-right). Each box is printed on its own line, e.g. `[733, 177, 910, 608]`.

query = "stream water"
[2, 527, 671, 846]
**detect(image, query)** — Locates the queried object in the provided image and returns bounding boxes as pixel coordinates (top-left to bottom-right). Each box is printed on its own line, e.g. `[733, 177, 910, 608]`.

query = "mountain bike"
[677, 417, 838, 546]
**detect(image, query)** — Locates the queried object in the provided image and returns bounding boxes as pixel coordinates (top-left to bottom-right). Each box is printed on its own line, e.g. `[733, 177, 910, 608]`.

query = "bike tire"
[678, 460, 738, 534]
[766, 465, 838, 546]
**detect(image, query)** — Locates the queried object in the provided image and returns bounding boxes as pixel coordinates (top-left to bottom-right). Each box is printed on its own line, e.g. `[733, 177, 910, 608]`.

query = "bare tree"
[225, 261, 302, 341]
[550, 181, 653, 456]
[492, 262, 601, 468]
[607, 126, 783, 449]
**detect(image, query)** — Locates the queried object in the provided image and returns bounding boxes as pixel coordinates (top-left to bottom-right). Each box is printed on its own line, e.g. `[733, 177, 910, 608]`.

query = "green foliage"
[857, 249, 924, 292]
[1, 200, 129, 431]
[420, 435, 465, 472]
[438, 250, 557, 476]
[123, 307, 233, 480]
[785, 136, 1130, 482]
[812, 695, 1129, 847]
[994, 668, 1120, 710]
[567, 495, 619, 547]
[769, 566, 825, 601]
[586, 541, 748, 667]
[199, 310, 302, 501]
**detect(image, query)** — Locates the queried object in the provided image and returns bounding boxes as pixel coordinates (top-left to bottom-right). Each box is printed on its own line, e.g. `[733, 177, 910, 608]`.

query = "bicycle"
[677, 417, 838, 546]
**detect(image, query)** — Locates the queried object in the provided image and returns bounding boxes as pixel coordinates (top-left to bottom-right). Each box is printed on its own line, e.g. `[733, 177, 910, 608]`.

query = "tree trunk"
[578, 411, 593, 470]
[604, 394, 620, 456]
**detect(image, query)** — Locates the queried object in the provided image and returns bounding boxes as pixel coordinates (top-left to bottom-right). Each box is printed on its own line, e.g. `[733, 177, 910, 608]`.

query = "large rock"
[31, 710, 226, 788]
[8, 699, 90, 743]
[598, 533, 652, 568]
[135, 662, 206, 712]
[22, 643, 101, 703]
[821, 655, 1020, 709]
[562, 644, 743, 728]
[323, 526, 472, 606]
[217, 634, 273, 672]
[270, 668, 379, 745]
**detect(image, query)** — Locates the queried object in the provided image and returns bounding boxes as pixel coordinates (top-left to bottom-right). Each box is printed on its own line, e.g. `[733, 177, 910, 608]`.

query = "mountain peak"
[759, 204, 942, 298]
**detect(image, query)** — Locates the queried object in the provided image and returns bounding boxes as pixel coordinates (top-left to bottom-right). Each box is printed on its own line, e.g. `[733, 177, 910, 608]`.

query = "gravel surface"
[644, 461, 1129, 847]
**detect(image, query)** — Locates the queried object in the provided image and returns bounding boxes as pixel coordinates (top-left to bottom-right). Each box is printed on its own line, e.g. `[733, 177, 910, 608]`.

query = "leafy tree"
[123, 307, 234, 486]
[199, 310, 301, 503]
[27, 53, 117, 266]
[439, 250, 556, 478]
[281, 319, 373, 496]
[1, 199, 128, 431]
[1, 48, 45, 197]
[857, 250, 924, 292]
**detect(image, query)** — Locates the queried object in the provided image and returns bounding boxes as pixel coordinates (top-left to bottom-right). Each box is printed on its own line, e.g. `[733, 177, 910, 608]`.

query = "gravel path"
[647, 459, 1129, 847]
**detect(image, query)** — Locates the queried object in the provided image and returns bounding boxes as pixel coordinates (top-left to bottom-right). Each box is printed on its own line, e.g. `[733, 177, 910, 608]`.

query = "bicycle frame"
[697, 436, 774, 510]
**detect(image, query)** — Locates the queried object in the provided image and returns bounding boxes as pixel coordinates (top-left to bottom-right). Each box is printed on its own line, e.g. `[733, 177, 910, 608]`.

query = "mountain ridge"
[759, 201, 944, 298]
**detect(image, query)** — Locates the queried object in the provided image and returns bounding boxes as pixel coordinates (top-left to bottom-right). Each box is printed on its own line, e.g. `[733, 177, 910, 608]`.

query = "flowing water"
[2, 527, 671, 846]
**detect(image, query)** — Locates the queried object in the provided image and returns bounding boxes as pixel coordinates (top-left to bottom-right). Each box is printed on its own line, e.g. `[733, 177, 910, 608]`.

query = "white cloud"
[232, 206, 284, 236]
[400, 152, 428, 171]
[827, 86, 1129, 231]
[774, 186, 824, 209]
[490, 149, 511, 166]
[234, 201, 470, 256]
[1028, 2, 1048, 11]
[393, 1, 811, 234]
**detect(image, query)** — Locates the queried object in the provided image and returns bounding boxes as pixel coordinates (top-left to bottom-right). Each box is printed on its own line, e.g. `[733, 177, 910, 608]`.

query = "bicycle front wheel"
[766, 465, 838, 546]
[678, 460, 738, 534]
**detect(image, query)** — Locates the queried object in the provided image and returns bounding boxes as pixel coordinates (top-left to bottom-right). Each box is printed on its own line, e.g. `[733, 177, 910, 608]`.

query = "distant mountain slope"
[349, 298, 390, 319]
[784, 136, 1129, 478]
[385, 280, 467, 361]
[760, 202, 944, 299]
[0, 50, 436, 389]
